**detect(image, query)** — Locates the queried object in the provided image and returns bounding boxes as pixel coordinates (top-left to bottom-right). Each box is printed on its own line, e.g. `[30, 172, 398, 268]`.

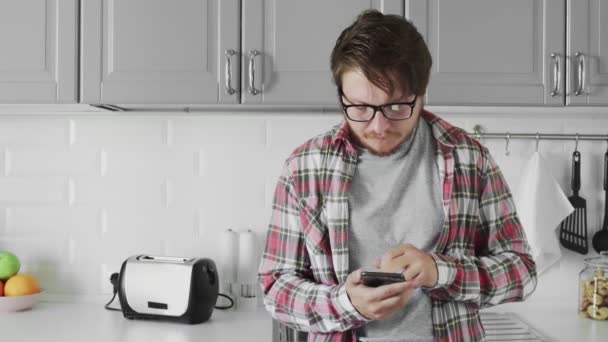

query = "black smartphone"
[360, 270, 405, 287]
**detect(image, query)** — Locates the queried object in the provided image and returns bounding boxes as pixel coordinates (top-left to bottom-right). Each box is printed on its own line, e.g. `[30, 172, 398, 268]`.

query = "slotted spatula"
[560, 150, 589, 254]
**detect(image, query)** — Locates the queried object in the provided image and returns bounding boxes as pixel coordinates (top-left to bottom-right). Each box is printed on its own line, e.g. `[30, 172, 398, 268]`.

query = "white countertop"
[2, 298, 607, 342]
[0, 299, 273, 342]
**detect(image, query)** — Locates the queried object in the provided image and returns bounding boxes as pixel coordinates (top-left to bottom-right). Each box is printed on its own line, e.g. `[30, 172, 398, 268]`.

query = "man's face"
[340, 69, 422, 156]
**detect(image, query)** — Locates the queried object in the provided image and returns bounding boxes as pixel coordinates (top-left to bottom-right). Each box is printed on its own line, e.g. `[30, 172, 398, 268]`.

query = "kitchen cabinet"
[0, 0, 78, 103]
[81, 0, 403, 106]
[567, 0, 608, 105]
[408, 0, 608, 106]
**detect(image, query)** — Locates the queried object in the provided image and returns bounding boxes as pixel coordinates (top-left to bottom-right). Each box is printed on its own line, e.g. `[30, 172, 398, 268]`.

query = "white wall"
[0, 110, 605, 306]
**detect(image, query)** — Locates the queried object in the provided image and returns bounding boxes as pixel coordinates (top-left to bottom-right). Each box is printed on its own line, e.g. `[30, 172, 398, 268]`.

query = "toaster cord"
[104, 272, 122, 312]
[214, 293, 234, 310]
[104, 272, 235, 311]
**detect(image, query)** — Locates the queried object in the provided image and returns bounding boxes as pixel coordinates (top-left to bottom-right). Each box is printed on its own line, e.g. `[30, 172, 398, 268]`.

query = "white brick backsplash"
[20, 262, 99, 295]
[0, 118, 68, 146]
[0, 236, 70, 265]
[0, 208, 7, 233]
[72, 176, 164, 206]
[103, 147, 197, 177]
[162, 236, 214, 260]
[101, 206, 197, 238]
[71, 117, 167, 147]
[6, 206, 99, 235]
[266, 114, 341, 151]
[71, 235, 164, 266]
[0, 178, 67, 204]
[170, 115, 267, 146]
[0, 112, 603, 298]
[6, 147, 99, 176]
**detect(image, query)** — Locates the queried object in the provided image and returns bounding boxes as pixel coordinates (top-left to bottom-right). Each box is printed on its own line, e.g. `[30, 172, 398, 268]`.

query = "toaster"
[117, 254, 219, 324]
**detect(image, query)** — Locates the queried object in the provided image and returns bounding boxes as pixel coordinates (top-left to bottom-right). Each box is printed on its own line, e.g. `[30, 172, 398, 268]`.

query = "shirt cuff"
[332, 284, 371, 324]
[430, 252, 457, 289]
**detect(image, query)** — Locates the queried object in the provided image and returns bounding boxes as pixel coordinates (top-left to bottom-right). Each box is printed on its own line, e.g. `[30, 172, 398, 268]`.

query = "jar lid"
[584, 251, 608, 267]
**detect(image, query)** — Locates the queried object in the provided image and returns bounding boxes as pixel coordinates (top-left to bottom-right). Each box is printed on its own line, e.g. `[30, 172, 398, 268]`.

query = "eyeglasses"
[339, 92, 417, 122]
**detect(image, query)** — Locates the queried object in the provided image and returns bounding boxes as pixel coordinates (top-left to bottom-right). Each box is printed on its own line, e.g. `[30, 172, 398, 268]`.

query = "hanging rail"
[470, 125, 608, 141]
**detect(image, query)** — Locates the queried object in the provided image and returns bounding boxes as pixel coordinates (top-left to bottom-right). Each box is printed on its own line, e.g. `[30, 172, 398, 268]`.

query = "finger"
[381, 253, 412, 273]
[377, 285, 415, 308]
[380, 244, 416, 269]
[348, 269, 363, 285]
[403, 263, 421, 282]
[369, 281, 412, 301]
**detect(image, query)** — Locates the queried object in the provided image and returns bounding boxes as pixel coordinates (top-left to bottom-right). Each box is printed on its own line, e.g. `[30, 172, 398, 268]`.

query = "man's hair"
[330, 10, 432, 97]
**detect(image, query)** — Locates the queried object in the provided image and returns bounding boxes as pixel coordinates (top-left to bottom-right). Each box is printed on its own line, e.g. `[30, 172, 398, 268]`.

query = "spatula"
[592, 150, 608, 253]
[559, 150, 589, 254]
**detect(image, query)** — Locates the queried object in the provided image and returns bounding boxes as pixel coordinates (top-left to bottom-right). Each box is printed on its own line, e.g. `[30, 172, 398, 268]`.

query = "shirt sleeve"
[257, 163, 369, 333]
[426, 147, 538, 308]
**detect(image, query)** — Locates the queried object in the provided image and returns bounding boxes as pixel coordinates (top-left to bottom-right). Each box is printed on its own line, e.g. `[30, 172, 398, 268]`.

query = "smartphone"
[360, 270, 405, 287]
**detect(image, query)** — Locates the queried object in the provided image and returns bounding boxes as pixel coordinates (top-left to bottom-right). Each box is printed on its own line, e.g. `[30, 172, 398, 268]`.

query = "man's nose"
[368, 109, 391, 133]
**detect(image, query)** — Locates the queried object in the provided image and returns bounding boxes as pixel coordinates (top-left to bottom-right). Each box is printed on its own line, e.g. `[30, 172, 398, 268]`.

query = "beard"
[356, 131, 410, 156]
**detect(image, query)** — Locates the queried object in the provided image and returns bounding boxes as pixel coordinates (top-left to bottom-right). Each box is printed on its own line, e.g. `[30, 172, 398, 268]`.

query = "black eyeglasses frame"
[339, 92, 418, 122]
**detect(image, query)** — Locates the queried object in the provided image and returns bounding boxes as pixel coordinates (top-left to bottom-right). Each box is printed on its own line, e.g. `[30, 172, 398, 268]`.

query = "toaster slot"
[136, 255, 193, 263]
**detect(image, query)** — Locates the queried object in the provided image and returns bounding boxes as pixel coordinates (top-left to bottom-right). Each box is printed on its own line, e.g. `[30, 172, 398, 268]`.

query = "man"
[258, 9, 537, 342]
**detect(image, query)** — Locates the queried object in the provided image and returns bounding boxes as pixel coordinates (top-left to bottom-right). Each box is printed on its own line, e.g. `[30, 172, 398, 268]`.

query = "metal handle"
[248, 50, 260, 95]
[575, 52, 586, 96]
[225, 49, 236, 95]
[550, 53, 560, 97]
[572, 150, 581, 194]
[604, 150, 607, 191]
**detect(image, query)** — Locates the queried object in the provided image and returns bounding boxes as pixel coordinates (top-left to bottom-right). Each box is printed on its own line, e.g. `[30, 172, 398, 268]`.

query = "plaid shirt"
[258, 111, 537, 342]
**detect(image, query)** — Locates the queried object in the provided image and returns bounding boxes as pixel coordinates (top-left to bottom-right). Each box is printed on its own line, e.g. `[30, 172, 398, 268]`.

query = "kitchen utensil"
[0, 291, 43, 313]
[578, 251, 608, 320]
[559, 150, 589, 254]
[592, 150, 608, 253]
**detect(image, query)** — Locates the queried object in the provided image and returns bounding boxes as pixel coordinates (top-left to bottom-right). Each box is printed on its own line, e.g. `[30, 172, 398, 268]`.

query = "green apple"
[0, 251, 20, 280]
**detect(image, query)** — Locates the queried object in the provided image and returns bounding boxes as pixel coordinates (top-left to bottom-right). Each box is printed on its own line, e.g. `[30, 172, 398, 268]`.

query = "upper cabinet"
[567, 0, 608, 105]
[408, 0, 608, 106]
[81, 0, 403, 106]
[0, 0, 78, 103]
[81, 0, 239, 105]
[1, 1, 607, 107]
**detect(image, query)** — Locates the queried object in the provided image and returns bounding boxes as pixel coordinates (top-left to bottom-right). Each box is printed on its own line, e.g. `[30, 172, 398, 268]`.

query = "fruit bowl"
[0, 291, 43, 313]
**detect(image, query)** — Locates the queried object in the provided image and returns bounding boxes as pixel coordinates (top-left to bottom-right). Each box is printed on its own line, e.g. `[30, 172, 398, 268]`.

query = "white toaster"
[117, 254, 219, 324]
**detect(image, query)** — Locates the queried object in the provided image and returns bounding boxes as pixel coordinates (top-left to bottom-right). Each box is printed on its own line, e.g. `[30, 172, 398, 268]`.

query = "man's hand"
[345, 269, 415, 320]
[375, 244, 439, 288]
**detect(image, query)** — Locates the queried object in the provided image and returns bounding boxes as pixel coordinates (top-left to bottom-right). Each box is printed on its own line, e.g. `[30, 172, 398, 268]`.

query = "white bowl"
[0, 291, 43, 313]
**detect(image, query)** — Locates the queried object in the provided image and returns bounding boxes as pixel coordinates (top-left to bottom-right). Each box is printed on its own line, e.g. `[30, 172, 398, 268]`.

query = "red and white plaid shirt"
[258, 111, 537, 342]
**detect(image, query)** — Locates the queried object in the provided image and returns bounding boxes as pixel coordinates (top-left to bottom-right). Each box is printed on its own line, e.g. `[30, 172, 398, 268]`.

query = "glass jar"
[579, 251, 608, 320]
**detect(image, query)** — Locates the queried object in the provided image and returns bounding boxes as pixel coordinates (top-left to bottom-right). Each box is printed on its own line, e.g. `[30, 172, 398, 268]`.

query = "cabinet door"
[409, 0, 565, 106]
[568, 0, 608, 105]
[81, 0, 239, 105]
[241, 0, 404, 105]
[0, 0, 77, 103]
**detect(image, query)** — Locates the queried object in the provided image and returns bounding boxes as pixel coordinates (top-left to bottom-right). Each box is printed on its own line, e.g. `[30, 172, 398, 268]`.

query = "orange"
[4, 273, 40, 296]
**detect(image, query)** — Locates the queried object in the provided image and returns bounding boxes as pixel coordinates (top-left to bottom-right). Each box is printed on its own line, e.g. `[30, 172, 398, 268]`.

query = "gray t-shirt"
[348, 119, 444, 341]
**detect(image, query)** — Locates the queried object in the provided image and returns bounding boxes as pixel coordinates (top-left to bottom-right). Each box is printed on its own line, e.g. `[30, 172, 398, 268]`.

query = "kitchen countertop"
[0, 299, 273, 342]
[2, 298, 607, 341]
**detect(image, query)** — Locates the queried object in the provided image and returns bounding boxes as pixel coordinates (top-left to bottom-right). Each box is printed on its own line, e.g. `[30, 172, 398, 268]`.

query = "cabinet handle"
[575, 52, 586, 96]
[248, 50, 260, 95]
[550, 53, 561, 97]
[225, 49, 236, 95]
